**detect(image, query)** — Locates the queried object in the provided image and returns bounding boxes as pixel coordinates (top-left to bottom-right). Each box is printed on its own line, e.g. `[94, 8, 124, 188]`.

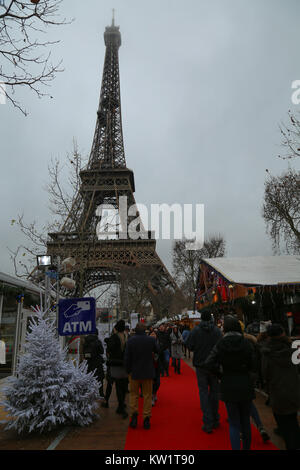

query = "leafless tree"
[172, 234, 226, 308]
[9, 139, 87, 278]
[262, 168, 300, 254]
[0, 0, 71, 115]
[118, 266, 157, 315]
[279, 111, 300, 161]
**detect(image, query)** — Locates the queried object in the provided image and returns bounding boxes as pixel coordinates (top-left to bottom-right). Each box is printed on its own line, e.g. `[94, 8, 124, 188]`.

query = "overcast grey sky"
[1, 0, 300, 277]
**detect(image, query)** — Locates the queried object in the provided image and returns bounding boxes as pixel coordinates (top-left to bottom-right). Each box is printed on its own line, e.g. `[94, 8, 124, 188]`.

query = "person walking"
[261, 324, 300, 450]
[243, 329, 270, 443]
[186, 311, 222, 433]
[204, 315, 256, 450]
[170, 326, 184, 374]
[181, 326, 191, 358]
[82, 333, 105, 398]
[105, 320, 129, 419]
[157, 324, 171, 377]
[125, 322, 158, 430]
[101, 333, 116, 409]
[150, 330, 161, 406]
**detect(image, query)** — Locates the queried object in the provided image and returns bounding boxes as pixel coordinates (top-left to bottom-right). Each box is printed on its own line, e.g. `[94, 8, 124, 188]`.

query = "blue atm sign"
[58, 297, 97, 336]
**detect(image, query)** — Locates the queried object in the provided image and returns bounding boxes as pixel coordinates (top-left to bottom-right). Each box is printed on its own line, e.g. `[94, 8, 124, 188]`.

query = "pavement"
[0, 360, 291, 451]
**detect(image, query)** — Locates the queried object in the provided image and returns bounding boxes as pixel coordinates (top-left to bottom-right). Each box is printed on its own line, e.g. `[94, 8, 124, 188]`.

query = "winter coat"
[82, 335, 104, 381]
[157, 330, 171, 352]
[261, 336, 300, 415]
[170, 331, 184, 359]
[124, 330, 158, 380]
[244, 333, 260, 384]
[186, 321, 222, 368]
[204, 332, 256, 403]
[181, 329, 190, 345]
[152, 337, 164, 373]
[105, 332, 126, 367]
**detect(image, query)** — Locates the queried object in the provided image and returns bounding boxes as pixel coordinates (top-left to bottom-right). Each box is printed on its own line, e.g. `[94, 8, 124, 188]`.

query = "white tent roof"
[181, 310, 201, 319]
[201, 256, 300, 286]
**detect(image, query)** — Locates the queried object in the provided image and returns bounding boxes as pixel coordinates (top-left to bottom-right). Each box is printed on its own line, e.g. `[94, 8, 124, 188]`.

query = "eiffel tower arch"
[47, 17, 177, 310]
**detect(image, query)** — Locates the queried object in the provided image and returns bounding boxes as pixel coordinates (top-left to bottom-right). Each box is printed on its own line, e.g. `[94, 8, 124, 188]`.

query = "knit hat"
[266, 324, 284, 338]
[115, 319, 125, 332]
[223, 315, 242, 334]
[201, 311, 212, 322]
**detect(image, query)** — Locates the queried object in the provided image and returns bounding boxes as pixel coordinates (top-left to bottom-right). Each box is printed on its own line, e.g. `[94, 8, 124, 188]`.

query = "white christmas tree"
[1, 307, 100, 434]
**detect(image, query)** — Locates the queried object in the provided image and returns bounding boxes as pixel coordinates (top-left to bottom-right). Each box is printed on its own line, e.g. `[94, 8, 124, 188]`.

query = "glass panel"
[0, 294, 18, 378]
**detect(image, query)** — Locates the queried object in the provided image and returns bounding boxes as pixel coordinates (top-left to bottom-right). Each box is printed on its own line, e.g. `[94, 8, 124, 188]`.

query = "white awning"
[201, 255, 300, 286]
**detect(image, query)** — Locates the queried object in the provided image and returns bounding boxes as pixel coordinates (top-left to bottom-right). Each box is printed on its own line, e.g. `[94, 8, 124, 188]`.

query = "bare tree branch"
[0, 0, 72, 114]
[278, 111, 300, 160]
[262, 168, 300, 254]
[172, 234, 226, 308]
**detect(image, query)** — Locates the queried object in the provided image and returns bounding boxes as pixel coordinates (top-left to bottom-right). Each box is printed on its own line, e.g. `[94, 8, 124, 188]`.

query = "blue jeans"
[196, 368, 220, 428]
[225, 401, 252, 450]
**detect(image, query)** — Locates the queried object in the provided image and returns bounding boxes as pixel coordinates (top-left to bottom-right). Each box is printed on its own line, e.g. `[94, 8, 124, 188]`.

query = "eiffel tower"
[47, 15, 176, 302]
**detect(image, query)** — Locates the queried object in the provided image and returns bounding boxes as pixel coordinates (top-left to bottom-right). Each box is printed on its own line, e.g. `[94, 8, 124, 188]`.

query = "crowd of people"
[82, 313, 300, 451]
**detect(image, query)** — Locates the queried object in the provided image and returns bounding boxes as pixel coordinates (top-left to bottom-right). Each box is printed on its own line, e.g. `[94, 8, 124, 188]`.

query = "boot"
[259, 427, 270, 443]
[129, 413, 138, 429]
[143, 416, 151, 430]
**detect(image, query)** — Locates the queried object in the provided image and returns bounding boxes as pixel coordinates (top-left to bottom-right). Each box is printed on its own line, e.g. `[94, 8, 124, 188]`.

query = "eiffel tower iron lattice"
[46, 17, 176, 301]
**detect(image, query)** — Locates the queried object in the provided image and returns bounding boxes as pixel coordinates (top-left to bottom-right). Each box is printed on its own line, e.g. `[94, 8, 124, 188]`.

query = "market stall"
[194, 255, 300, 334]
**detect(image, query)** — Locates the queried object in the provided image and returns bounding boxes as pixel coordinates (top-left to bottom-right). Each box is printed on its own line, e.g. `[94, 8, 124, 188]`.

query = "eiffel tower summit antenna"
[46, 20, 176, 301]
[112, 8, 115, 27]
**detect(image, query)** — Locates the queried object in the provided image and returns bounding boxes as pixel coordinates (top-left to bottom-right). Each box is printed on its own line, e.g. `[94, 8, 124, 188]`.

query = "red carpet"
[124, 360, 278, 450]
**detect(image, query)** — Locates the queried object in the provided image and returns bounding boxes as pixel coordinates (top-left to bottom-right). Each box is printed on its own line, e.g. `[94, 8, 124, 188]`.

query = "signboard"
[58, 297, 96, 336]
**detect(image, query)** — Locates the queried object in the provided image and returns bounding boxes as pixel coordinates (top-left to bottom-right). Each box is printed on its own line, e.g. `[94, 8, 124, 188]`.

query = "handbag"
[110, 365, 128, 379]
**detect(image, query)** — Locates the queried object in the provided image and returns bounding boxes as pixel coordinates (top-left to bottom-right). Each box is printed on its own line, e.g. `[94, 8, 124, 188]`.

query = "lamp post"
[36, 255, 53, 313]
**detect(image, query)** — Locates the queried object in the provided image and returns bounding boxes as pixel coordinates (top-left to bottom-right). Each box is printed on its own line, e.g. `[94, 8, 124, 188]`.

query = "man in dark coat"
[186, 311, 222, 433]
[204, 316, 256, 450]
[261, 324, 300, 450]
[124, 322, 158, 429]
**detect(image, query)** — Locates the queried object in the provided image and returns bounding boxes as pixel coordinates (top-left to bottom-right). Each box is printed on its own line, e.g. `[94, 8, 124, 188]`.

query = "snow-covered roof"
[153, 311, 201, 326]
[201, 256, 300, 286]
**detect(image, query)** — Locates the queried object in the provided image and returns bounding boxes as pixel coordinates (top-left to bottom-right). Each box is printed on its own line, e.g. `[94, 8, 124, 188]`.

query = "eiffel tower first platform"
[47, 16, 176, 298]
